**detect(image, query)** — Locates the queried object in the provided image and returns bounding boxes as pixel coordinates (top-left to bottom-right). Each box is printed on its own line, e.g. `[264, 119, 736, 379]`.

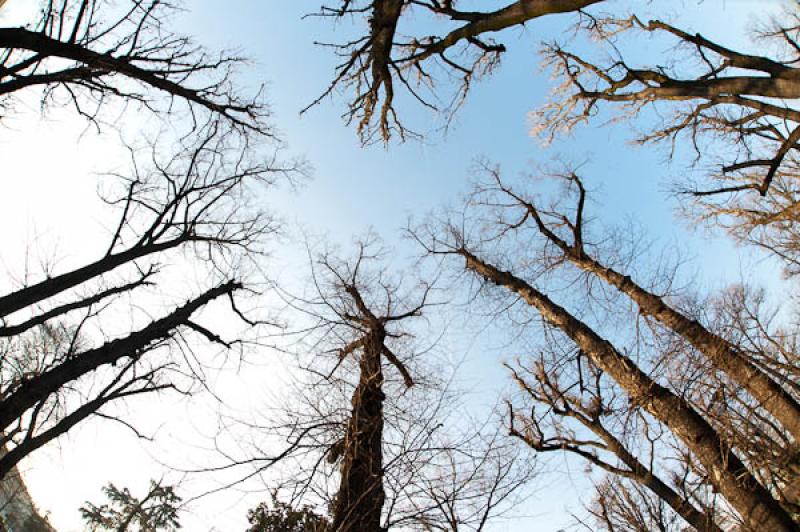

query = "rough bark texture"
[330, 326, 387, 532]
[459, 248, 796, 531]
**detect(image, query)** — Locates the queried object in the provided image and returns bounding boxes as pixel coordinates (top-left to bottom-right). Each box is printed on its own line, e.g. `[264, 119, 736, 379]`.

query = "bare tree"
[302, 2, 800, 529]
[306, 0, 603, 143]
[505, 354, 723, 532]
[410, 165, 799, 530]
[382, 421, 532, 532]
[469, 167, 800, 445]
[306, 0, 800, 288]
[580, 477, 695, 532]
[308, 1, 800, 289]
[0, 0, 297, 488]
[0, 120, 287, 479]
[531, 7, 800, 276]
[305, 239, 425, 531]
[0, 0, 271, 134]
[189, 236, 533, 531]
[535, 12, 800, 195]
[274, 238, 534, 531]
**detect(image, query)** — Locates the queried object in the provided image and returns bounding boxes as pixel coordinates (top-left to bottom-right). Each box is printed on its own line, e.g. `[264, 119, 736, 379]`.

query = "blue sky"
[1, 0, 792, 530]
[181, 0, 786, 278]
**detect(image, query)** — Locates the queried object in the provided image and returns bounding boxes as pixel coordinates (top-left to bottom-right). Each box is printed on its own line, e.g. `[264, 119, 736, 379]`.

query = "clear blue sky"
[1, 1, 790, 530]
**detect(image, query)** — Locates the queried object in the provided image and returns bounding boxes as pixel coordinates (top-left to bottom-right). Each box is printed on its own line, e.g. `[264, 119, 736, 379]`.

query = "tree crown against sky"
[0, 0, 292, 523]
[306, 1, 800, 530]
[183, 237, 534, 531]
[81, 480, 182, 532]
[2, 1, 800, 531]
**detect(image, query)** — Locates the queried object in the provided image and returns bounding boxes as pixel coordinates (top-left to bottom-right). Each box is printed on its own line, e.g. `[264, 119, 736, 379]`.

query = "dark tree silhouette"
[0, 0, 271, 135]
[0, 120, 286, 478]
[185, 237, 533, 531]
[0, 0, 293, 483]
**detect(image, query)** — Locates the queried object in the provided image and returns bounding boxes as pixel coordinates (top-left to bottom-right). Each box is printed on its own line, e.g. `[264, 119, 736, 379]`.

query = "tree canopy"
[2, 1, 799, 531]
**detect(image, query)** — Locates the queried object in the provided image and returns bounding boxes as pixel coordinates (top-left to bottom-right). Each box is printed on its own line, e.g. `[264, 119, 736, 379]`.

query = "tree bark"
[414, 0, 604, 60]
[330, 326, 387, 532]
[583, 416, 722, 532]
[529, 216, 800, 443]
[459, 248, 796, 531]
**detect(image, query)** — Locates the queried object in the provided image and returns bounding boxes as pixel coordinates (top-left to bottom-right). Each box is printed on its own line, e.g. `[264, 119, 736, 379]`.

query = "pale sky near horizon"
[0, 1, 793, 531]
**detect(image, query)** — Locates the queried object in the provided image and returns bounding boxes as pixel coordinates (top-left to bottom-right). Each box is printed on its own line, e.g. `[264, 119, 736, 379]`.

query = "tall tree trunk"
[459, 248, 797, 531]
[520, 198, 800, 443]
[569, 247, 800, 442]
[330, 327, 386, 532]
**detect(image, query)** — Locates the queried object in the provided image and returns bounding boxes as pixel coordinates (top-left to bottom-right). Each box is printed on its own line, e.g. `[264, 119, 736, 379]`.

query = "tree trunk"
[330, 327, 386, 532]
[569, 247, 800, 443]
[524, 205, 800, 443]
[459, 248, 797, 531]
[586, 417, 723, 532]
